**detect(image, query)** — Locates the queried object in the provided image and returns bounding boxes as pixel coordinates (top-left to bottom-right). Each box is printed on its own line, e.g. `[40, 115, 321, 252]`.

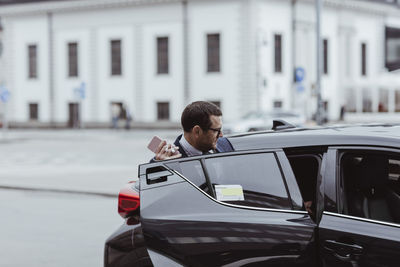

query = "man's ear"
[193, 125, 201, 137]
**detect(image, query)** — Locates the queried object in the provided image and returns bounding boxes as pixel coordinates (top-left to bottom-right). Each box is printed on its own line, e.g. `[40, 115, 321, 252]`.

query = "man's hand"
[154, 140, 182, 161]
[304, 200, 313, 215]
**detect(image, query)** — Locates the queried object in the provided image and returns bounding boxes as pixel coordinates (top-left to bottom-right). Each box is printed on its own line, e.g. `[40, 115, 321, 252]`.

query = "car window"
[204, 153, 292, 210]
[288, 154, 321, 215]
[166, 160, 210, 193]
[340, 151, 400, 225]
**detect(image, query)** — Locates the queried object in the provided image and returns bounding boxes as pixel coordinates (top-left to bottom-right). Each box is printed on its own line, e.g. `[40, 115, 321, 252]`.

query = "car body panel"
[104, 220, 152, 267]
[140, 170, 318, 266]
[105, 124, 400, 267]
[319, 212, 400, 267]
[228, 125, 400, 151]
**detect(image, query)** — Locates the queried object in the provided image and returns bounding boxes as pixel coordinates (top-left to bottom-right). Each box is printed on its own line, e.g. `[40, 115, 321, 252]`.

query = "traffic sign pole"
[2, 101, 7, 138]
[316, 0, 324, 125]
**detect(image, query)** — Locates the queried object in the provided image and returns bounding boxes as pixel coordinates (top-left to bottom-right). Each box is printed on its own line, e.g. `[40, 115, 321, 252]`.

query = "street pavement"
[0, 129, 181, 196]
[0, 189, 121, 267]
[0, 129, 183, 266]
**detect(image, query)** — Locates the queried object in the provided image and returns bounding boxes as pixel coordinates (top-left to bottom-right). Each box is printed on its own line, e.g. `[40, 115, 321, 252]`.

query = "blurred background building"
[0, 0, 400, 127]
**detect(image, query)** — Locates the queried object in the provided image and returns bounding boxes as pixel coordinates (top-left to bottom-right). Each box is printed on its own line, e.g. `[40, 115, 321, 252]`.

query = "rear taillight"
[118, 181, 140, 218]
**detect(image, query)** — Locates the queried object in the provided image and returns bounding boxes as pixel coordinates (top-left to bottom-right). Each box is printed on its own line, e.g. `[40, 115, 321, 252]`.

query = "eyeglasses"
[208, 127, 222, 136]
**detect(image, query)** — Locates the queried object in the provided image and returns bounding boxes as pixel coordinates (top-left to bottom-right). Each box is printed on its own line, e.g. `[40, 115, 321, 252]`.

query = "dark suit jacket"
[150, 134, 234, 162]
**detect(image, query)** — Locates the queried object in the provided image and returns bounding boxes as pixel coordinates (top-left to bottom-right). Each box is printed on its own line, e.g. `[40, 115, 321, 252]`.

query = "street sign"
[73, 82, 86, 100]
[0, 86, 10, 103]
[296, 84, 305, 93]
[295, 67, 305, 82]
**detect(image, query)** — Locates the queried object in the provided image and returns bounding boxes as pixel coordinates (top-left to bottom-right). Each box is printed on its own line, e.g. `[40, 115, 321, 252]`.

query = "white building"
[0, 0, 400, 127]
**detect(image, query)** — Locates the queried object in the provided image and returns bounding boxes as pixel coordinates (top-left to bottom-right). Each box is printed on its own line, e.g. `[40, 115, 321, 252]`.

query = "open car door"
[318, 147, 400, 267]
[140, 150, 319, 266]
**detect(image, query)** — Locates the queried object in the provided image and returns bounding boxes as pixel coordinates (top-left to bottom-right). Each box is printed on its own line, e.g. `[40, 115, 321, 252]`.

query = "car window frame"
[203, 151, 292, 210]
[325, 146, 400, 228]
[158, 148, 307, 213]
[286, 153, 323, 209]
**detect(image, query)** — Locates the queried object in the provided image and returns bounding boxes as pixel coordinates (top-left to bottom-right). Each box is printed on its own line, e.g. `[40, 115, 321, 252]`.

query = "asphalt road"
[0, 188, 120, 267]
[0, 129, 180, 267]
[0, 129, 180, 194]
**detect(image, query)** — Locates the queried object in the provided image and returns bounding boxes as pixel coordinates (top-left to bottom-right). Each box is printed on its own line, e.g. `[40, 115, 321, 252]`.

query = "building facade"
[0, 0, 400, 127]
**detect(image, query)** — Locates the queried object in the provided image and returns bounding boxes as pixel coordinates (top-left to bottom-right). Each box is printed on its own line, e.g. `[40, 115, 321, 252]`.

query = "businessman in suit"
[153, 101, 233, 161]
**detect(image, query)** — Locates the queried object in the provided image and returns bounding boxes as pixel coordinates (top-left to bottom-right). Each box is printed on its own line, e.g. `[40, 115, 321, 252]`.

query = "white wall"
[54, 28, 90, 121]
[3, 0, 400, 125]
[189, 0, 241, 122]
[142, 22, 184, 122]
[259, 0, 293, 111]
[13, 15, 49, 122]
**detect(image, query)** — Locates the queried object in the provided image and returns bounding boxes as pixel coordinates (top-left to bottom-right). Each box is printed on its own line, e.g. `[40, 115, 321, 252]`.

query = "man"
[153, 101, 233, 161]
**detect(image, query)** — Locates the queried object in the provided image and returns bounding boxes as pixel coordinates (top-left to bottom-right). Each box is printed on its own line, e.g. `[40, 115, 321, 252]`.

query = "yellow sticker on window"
[215, 185, 244, 201]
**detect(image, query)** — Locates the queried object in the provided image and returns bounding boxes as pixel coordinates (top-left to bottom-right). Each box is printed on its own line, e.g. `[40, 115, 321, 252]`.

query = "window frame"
[156, 36, 169, 74]
[67, 42, 79, 78]
[110, 39, 122, 76]
[28, 44, 38, 79]
[165, 149, 304, 212]
[385, 26, 400, 72]
[274, 33, 283, 73]
[361, 42, 367, 76]
[206, 33, 221, 73]
[28, 102, 39, 120]
[327, 146, 400, 228]
[323, 38, 328, 75]
[156, 101, 170, 120]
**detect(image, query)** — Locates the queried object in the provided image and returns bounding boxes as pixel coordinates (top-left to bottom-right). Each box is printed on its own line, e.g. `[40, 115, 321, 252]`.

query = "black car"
[105, 124, 400, 267]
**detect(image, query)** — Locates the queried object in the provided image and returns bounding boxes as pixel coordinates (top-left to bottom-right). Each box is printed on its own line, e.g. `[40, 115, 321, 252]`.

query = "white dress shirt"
[179, 134, 203, 157]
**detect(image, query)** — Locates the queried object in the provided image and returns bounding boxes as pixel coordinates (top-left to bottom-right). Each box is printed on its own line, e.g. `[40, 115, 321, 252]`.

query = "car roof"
[227, 124, 400, 151]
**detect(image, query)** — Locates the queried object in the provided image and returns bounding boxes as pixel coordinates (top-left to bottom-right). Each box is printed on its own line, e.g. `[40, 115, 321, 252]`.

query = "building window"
[110, 39, 122, 76]
[273, 101, 283, 108]
[68, 42, 78, 77]
[207, 33, 220, 72]
[396, 91, 400, 112]
[362, 88, 372, 112]
[346, 88, 357, 113]
[379, 88, 388, 112]
[361, 43, 367, 76]
[274, 34, 282, 73]
[28, 44, 37, 78]
[110, 102, 127, 120]
[385, 26, 400, 72]
[157, 37, 169, 74]
[157, 102, 170, 120]
[323, 39, 328, 75]
[29, 103, 38, 120]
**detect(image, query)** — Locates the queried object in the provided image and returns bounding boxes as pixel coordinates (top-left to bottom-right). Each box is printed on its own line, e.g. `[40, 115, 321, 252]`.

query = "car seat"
[353, 155, 394, 223]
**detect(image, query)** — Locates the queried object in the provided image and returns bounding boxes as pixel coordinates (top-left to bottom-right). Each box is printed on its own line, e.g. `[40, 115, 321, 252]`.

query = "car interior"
[287, 153, 322, 219]
[341, 152, 400, 224]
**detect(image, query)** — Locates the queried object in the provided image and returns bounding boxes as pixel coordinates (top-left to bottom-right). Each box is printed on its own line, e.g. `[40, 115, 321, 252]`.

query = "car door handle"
[324, 240, 363, 261]
[146, 169, 172, 184]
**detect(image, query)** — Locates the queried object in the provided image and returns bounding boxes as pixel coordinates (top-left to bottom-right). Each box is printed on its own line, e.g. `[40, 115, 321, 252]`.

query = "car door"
[318, 147, 400, 267]
[139, 149, 318, 267]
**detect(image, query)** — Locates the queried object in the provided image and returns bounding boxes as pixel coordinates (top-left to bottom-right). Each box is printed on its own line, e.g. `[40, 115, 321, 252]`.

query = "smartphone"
[147, 136, 163, 153]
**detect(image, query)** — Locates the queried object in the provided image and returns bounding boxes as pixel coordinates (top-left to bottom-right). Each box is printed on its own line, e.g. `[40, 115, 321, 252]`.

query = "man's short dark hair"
[181, 101, 222, 132]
